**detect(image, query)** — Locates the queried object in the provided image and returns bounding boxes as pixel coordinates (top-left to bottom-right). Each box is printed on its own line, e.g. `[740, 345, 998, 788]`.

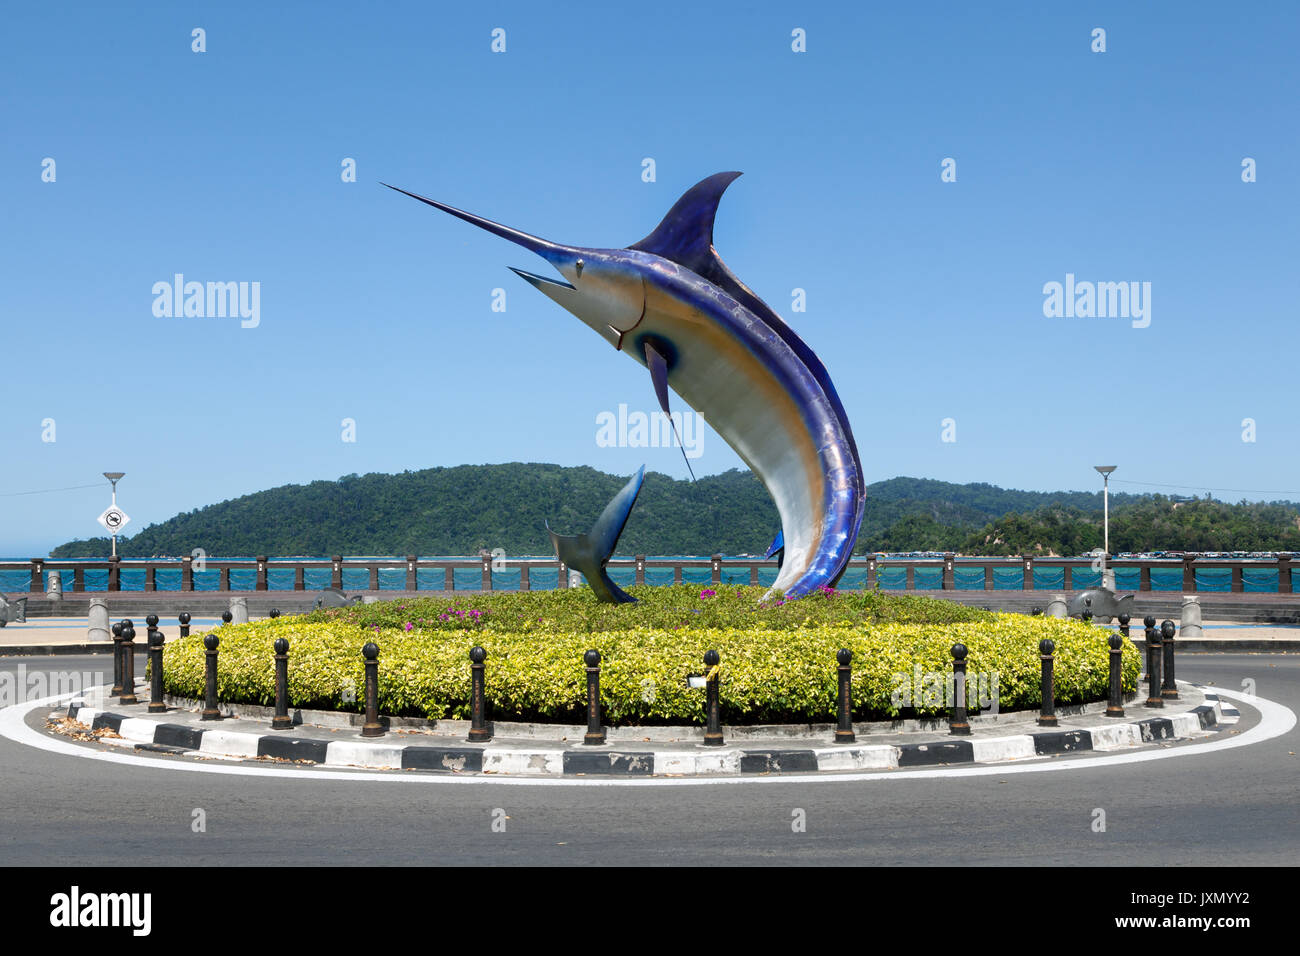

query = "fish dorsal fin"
[630, 172, 865, 523]
[628, 171, 742, 274]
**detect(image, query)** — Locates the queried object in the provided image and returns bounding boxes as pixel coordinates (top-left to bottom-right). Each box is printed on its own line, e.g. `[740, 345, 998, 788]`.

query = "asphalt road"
[1, 653, 1295, 866]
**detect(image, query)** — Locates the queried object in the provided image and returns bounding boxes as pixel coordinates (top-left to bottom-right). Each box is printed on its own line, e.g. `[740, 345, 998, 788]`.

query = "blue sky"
[3, 1, 1297, 556]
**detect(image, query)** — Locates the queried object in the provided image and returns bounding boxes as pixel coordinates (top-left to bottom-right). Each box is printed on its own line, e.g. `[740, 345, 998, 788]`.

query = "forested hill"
[47, 465, 1300, 557]
[53, 465, 779, 558]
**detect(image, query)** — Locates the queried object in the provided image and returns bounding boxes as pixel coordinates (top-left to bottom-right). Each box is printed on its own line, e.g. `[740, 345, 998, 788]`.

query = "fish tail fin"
[548, 527, 635, 603]
[765, 529, 785, 571]
[546, 469, 645, 604]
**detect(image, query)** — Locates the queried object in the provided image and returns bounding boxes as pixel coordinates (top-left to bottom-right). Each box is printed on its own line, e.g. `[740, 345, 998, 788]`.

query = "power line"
[0, 482, 104, 498]
[1110, 478, 1300, 497]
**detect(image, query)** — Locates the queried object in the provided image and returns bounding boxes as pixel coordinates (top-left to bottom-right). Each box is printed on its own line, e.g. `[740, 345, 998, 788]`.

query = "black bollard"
[1143, 615, 1157, 679]
[148, 627, 166, 714]
[202, 634, 221, 720]
[835, 648, 855, 743]
[468, 646, 492, 742]
[1031, 607, 1042, 616]
[1145, 620, 1164, 708]
[583, 650, 605, 745]
[949, 643, 971, 736]
[178, 611, 191, 639]
[702, 649, 724, 746]
[119, 624, 138, 705]
[111, 622, 124, 696]
[144, 613, 159, 688]
[145, 614, 158, 666]
[269, 608, 280, 619]
[221, 611, 232, 626]
[1117, 613, 1130, 639]
[361, 642, 383, 737]
[118, 618, 135, 696]
[1160, 620, 1178, 699]
[272, 638, 291, 730]
[1106, 633, 1125, 718]
[1037, 639, 1057, 727]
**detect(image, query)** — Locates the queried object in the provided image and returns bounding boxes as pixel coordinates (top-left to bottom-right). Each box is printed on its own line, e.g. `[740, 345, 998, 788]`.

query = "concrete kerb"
[2, 644, 118, 657]
[57, 679, 1235, 778]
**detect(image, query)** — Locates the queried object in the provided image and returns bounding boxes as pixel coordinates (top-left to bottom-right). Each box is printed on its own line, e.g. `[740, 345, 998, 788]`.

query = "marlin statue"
[385, 172, 865, 599]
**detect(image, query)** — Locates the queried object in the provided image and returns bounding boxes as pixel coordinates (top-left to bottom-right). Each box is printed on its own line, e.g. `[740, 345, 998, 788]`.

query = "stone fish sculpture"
[312, 587, 363, 610]
[1067, 587, 1134, 624]
[0, 593, 28, 626]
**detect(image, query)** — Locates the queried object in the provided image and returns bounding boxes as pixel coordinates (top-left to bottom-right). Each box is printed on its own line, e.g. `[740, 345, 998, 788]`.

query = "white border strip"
[2, 686, 1291, 788]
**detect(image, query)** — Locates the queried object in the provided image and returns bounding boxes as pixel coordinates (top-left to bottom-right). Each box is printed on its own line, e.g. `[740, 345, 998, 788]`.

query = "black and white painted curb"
[1216, 695, 1241, 723]
[59, 687, 1233, 777]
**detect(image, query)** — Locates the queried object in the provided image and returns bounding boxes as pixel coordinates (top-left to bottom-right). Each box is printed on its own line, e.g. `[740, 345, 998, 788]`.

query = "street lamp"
[103, 472, 125, 558]
[1094, 465, 1116, 588]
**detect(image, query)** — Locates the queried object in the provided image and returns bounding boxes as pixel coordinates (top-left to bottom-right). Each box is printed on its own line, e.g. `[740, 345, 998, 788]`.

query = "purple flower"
[699, 588, 717, 598]
[404, 622, 414, 631]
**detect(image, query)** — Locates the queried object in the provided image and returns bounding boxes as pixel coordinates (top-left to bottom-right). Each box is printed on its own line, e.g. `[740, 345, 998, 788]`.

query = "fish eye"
[575, 259, 584, 276]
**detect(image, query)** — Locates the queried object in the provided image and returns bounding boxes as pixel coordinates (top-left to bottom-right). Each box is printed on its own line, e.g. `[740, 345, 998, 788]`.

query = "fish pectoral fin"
[644, 341, 696, 481]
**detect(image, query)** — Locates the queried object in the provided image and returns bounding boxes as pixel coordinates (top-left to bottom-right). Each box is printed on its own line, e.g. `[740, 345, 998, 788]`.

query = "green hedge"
[161, 587, 1139, 724]
[304, 584, 993, 633]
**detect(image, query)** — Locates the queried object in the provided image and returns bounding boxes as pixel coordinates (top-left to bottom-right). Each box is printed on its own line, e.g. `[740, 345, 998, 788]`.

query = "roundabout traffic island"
[155, 586, 1143, 728]
[30, 587, 1243, 778]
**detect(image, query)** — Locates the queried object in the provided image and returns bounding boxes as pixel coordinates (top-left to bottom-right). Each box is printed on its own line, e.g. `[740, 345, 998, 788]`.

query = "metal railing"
[5, 553, 1294, 594]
